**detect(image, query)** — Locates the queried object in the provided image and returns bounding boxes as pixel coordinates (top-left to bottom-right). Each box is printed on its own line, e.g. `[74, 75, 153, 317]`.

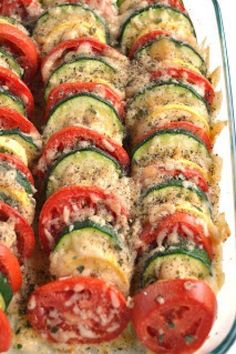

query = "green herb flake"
[77, 265, 85, 273]
[159, 333, 165, 344]
[50, 326, 59, 333]
[184, 335, 196, 344]
[167, 321, 175, 329]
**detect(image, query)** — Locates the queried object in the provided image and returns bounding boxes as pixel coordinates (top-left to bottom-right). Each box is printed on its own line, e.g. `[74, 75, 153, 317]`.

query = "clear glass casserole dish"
[8, 0, 236, 353]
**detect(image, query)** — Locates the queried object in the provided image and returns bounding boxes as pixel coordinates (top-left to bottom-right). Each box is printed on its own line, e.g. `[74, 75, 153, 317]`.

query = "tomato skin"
[0, 152, 34, 185]
[44, 82, 125, 121]
[0, 0, 41, 23]
[28, 276, 130, 344]
[0, 201, 35, 258]
[39, 185, 128, 254]
[0, 243, 22, 292]
[0, 23, 40, 83]
[0, 310, 11, 352]
[0, 67, 34, 118]
[36, 126, 130, 183]
[151, 68, 215, 105]
[140, 212, 213, 258]
[171, 166, 208, 192]
[131, 279, 217, 354]
[41, 37, 124, 82]
[129, 30, 171, 59]
[0, 107, 39, 137]
[136, 121, 212, 151]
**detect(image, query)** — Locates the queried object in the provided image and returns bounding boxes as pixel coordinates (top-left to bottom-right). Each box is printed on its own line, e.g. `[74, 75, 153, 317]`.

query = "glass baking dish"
[8, 0, 236, 353]
[190, 1, 236, 353]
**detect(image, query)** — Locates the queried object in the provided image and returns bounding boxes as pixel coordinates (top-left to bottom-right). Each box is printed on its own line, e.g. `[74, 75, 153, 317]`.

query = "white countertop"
[217, 1, 236, 353]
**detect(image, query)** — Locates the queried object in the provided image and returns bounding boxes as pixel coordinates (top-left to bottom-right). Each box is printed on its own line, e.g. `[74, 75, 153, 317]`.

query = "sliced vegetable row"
[27, 1, 133, 346]
[0, 13, 40, 353]
[119, 1, 229, 353]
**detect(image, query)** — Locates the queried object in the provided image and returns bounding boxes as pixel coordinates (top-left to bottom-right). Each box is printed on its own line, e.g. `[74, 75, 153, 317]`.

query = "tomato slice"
[0, 0, 41, 23]
[137, 121, 212, 151]
[0, 67, 34, 118]
[129, 30, 171, 59]
[28, 276, 130, 344]
[41, 37, 124, 83]
[151, 67, 215, 105]
[0, 152, 34, 185]
[0, 107, 40, 137]
[0, 23, 39, 83]
[0, 243, 22, 292]
[131, 279, 217, 354]
[39, 185, 128, 254]
[140, 212, 213, 258]
[44, 82, 125, 121]
[0, 309, 11, 352]
[36, 126, 130, 183]
[0, 201, 35, 258]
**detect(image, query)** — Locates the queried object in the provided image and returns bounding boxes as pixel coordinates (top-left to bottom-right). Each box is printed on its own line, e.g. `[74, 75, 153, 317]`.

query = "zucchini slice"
[0, 272, 13, 311]
[0, 15, 28, 34]
[142, 180, 211, 216]
[0, 161, 33, 195]
[142, 245, 211, 287]
[45, 57, 118, 98]
[43, 92, 124, 144]
[0, 136, 28, 166]
[135, 36, 207, 76]
[127, 82, 209, 126]
[120, 5, 196, 54]
[55, 220, 122, 251]
[0, 49, 23, 78]
[46, 147, 123, 196]
[0, 130, 40, 166]
[131, 129, 211, 170]
[33, 4, 109, 54]
[50, 220, 131, 295]
[0, 89, 25, 116]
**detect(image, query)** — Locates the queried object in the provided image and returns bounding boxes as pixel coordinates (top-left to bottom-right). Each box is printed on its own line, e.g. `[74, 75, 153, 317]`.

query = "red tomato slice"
[137, 121, 212, 151]
[44, 82, 125, 121]
[36, 126, 130, 183]
[129, 30, 171, 59]
[0, 23, 39, 83]
[0, 0, 41, 23]
[41, 37, 124, 82]
[39, 185, 128, 254]
[0, 243, 22, 292]
[131, 279, 217, 354]
[151, 67, 215, 105]
[140, 212, 213, 258]
[28, 276, 130, 344]
[0, 201, 35, 258]
[0, 107, 40, 137]
[0, 310, 11, 352]
[0, 152, 34, 185]
[170, 166, 209, 192]
[0, 67, 34, 118]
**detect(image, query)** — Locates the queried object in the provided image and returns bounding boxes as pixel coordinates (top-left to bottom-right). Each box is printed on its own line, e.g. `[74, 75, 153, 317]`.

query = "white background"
[218, 1, 236, 353]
